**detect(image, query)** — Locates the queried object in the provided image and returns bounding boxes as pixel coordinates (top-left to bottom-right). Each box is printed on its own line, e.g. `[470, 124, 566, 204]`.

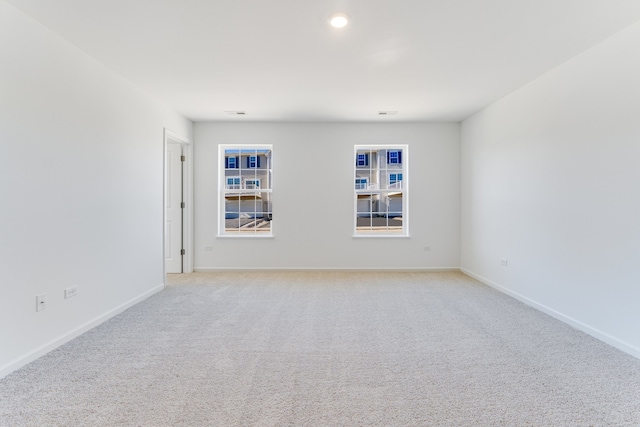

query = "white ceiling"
[7, 0, 640, 122]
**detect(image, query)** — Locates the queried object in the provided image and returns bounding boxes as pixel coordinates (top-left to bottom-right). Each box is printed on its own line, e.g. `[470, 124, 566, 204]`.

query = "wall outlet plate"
[36, 294, 47, 312]
[64, 286, 78, 299]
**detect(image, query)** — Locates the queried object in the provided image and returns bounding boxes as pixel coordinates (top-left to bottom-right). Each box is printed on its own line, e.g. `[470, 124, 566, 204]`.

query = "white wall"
[194, 122, 460, 270]
[461, 22, 640, 357]
[0, 1, 192, 377]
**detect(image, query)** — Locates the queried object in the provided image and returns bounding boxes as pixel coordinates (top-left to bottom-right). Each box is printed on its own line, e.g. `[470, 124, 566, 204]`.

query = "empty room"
[1, 0, 639, 425]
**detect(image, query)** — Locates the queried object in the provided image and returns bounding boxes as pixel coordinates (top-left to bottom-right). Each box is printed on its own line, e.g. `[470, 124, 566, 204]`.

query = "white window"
[248, 156, 258, 168]
[354, 145, 408, 236]
[355, 178, 368, 190]
[356, 153, 369, 167]
[226, 177, 241, 189]
[388, 150, 401, 164]
[389, 173, 403, 188]
[219, 145, 272, 236]
[227, 156, 237, 169]
[245, 179, 260, 189]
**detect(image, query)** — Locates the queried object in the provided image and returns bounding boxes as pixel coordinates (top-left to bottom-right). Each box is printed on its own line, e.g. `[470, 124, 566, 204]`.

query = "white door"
[165, 142, 183, 273]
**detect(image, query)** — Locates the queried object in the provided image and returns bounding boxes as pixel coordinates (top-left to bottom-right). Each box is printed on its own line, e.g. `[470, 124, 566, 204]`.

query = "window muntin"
[354, 146, 408, 236]
[219, 145, 272, 236]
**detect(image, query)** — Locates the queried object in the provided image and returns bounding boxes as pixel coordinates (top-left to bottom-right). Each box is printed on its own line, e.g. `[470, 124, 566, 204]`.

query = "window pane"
[354, 146, 407, 236]
[356, 214, 373, 231]
[356, 193, 374, 216]
[221, 145, 272, 236]
[387, 193, 403, 218]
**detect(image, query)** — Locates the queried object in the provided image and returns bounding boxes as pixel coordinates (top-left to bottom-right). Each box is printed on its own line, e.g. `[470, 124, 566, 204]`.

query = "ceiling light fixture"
[378, 111, 398, 116]
[329, 13, 349, 29]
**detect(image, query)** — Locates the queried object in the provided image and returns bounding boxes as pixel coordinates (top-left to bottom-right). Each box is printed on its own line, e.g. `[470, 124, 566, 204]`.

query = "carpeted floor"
[1, 271, 639, 426]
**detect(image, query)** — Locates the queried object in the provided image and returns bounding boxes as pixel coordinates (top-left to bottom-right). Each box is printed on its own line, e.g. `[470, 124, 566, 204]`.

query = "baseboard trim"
[461, 268, 640, 360]
[193, 267, 461, 273]
[0, 283, 165, 380]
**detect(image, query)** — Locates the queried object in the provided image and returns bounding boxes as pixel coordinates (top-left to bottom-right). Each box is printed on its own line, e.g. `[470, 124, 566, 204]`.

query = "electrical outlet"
[204, 245, 213, 251]
[36, 294, 47, 312]
[501, 259, 508, 267]
[64, 286, 78, 299]
[423, 246, 431, 252]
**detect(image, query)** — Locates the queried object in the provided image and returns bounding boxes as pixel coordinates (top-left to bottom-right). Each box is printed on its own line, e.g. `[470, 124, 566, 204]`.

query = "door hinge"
[180, 249, 186, 255]
[180, 155, 185, 162]
[181, 202, 185, 209]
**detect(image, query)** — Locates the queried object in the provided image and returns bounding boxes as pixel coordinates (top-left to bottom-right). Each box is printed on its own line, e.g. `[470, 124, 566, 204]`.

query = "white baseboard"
[0, 283, 165, 380]
[461, 268, 640, 360]
[193, 267, 461, 272]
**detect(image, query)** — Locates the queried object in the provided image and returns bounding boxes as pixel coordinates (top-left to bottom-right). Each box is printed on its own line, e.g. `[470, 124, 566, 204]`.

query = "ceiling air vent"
[378, 111, 398, 116]
[225, 111, 246, 116]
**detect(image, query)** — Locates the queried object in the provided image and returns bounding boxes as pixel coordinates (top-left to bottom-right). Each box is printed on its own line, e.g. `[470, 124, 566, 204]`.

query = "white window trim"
[218, 144, 273, 237]
[353, 145, 409, 238]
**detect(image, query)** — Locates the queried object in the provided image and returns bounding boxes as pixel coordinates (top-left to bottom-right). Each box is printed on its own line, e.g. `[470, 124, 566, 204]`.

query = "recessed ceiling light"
[329, 13, 349, 29]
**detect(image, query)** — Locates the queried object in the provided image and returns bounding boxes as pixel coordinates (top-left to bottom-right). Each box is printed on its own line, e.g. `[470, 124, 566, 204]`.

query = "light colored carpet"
[1, 271, 639, 426]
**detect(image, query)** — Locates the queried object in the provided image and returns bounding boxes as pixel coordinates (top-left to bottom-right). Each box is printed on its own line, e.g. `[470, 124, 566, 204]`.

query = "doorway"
[164, 129, 192, 274]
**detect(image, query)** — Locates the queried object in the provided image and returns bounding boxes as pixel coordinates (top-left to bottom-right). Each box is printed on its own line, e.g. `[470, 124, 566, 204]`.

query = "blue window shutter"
[257, 156, 261, 168]
[235, 156, 239, 167]
[387, 151, 390, 164]
[365, 153, 369, 166]
[225, 157, 229, 168]
[246, 156, 250, 168]
[398, 151, 402, 164]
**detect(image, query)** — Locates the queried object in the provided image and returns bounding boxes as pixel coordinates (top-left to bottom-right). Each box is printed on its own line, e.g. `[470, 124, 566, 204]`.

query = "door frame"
[163, 128, 193, 277]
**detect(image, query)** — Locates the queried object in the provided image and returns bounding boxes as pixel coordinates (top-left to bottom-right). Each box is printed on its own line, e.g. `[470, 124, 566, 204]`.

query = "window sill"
[352, 234, 411, 239]
[216, 234, 274, 239]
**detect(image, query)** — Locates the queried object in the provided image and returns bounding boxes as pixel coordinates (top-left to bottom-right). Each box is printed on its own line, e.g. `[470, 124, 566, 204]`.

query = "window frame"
[218, 145, 273, 238]
[353, 145, 409, 238]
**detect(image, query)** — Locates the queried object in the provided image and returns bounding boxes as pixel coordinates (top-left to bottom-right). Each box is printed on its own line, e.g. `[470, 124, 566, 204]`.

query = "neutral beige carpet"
[1, 271, 639, 426]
